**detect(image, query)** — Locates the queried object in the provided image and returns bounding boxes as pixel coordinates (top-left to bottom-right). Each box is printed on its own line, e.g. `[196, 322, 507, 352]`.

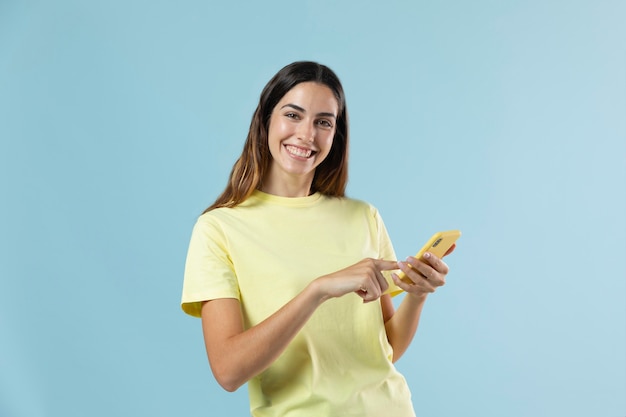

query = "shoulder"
[192, 207, 235, 240]
[194, 209, 224, 230]
[326, 195, 380, 216]
[318, 196, 385, 226]
[196, 202, 252, 225]
[193, 200, 266, 238]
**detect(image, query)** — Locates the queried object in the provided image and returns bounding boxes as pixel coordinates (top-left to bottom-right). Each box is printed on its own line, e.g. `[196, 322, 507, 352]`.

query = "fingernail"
[423, 252, 430, 259]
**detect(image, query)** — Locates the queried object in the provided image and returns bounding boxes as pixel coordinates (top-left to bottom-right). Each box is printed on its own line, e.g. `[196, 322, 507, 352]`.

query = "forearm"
[384, 293, 428, 362]
[203, 257, 397, 391]
[202, 280, 326, 391]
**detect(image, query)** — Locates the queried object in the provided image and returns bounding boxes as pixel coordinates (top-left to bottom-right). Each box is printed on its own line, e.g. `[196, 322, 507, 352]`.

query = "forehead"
[276, 82, 339, 112]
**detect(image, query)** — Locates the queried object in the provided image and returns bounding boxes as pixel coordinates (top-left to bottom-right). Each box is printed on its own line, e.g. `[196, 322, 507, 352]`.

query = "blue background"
[1, 0, 624, 416]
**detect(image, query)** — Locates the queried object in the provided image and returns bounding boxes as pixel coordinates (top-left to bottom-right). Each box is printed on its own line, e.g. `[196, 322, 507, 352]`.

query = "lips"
[285, 144, 315, 158]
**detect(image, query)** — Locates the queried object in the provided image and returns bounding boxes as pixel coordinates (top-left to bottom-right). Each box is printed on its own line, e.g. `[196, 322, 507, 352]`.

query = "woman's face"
[266, 82, 338, 186]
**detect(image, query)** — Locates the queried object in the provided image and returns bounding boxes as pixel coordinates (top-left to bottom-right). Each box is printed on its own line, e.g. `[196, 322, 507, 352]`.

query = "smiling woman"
[180, 61, 454, 417]
[264, 82, 338, 196]
[202, 62, 350, 212]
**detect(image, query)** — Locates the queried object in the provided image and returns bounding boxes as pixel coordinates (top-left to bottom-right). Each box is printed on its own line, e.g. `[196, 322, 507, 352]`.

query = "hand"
[391, 251, 450, 298]
[314, 258, 399, 303]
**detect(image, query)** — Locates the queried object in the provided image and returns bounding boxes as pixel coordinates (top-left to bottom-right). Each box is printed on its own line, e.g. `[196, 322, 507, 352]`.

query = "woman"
[181, 61, 452, 416]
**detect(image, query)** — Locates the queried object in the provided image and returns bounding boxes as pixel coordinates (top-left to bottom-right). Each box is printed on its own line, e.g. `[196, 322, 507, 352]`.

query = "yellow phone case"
[397, 230, 461, 283]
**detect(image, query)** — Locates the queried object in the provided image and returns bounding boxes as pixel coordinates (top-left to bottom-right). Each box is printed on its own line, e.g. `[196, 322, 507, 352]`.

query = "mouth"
[284, 144, 316, 159]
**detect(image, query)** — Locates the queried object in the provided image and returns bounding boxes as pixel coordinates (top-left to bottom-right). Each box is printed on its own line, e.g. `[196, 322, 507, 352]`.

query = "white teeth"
[285, 145, 312, 158]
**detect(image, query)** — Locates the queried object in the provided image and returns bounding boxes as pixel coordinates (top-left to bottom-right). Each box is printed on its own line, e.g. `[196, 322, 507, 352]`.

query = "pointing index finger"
[374, 259, 400, 271]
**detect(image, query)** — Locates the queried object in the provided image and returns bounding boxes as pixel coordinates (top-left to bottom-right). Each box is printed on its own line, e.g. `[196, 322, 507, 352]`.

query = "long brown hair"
[204, 61, 349, 213]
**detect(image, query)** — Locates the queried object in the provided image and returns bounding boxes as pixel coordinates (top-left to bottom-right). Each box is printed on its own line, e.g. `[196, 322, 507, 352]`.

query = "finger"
[356, 286, 368, 297]
[355, 275, 378, 299]
[392, 272, 436, 294]
[398, 260, 440, 290]
[420, 252, 450, 275]
[373, 259, 400, 271]
[443, 244, 456, 257]
[404, 258, 445, 287]
[358, 284, 381, 303]
[374, 270, 390, 294]
[363, 259, 390, 293]
[397, 260, 423, 284]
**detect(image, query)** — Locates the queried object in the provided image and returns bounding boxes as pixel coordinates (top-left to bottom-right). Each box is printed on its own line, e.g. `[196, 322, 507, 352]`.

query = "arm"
[381, 293, 427, 362]
[201, 258, 398, 392]
[381, 250, 452, 362]
[201, 283, 324, 392]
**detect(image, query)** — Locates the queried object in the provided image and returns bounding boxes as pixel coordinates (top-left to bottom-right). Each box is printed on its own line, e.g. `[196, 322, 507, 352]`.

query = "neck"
[260, 169, 314, 198]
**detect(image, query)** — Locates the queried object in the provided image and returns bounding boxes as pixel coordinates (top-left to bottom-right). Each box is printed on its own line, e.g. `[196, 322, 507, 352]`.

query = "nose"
[297, 121, 315, 143]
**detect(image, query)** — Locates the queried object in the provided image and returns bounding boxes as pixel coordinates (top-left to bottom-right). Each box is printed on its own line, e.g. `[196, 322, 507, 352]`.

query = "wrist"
[405, 291, 428, 303]
[307, 278, 332, 305]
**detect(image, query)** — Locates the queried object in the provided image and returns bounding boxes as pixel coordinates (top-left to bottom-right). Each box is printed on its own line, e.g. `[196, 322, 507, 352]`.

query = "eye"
[316, 119, 333, 129]
[285, 112, 300, 120]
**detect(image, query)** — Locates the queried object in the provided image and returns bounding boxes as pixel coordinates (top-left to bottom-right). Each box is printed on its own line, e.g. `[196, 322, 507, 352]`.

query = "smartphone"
[397, 230, 461, 284]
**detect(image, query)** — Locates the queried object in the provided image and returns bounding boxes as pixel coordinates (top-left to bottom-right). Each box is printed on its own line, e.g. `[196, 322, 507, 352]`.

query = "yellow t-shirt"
[181, 191, 415, 417]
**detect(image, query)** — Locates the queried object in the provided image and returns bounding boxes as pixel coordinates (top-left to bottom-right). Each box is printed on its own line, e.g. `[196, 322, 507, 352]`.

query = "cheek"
[320, 133, 335, 155]
[267, 123, 285, 153]
[269, 119, 292, 139]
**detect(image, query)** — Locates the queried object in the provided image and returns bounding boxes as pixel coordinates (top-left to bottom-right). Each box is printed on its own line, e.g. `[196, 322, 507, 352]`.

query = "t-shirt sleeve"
[369, 205, 403, 297]
[180, 214, 240, 318]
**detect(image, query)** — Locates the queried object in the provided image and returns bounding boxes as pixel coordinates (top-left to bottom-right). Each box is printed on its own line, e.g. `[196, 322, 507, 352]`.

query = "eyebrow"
[280, 103, 337, 119]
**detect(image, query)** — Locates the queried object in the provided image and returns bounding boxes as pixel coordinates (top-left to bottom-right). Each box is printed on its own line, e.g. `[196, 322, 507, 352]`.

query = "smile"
[285, 145, 315, 159]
